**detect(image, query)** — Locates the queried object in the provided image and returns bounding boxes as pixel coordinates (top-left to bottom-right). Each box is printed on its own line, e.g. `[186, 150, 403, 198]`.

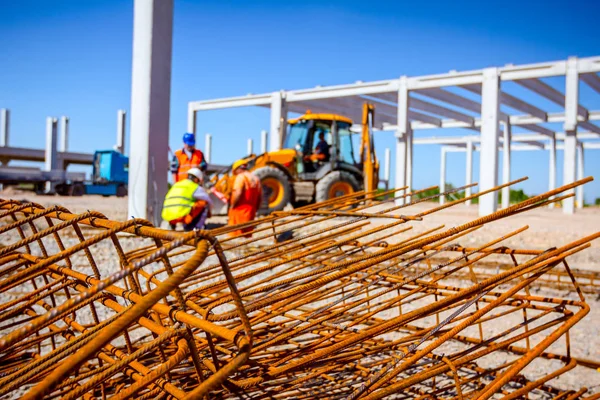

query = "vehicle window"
[284, 122, 310, 152]
[337, 122, 355, 164]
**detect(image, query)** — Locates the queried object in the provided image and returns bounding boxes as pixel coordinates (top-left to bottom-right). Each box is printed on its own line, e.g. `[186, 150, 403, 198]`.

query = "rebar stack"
[0, 176, 598, 399]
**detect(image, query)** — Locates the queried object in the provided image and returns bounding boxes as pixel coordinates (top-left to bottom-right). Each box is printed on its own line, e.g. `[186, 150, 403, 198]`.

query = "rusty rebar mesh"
[0, 176, 598, 399]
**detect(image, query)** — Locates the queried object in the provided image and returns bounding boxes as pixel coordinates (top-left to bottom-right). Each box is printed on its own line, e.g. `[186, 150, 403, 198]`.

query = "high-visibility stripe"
[162, 179, 199, 221]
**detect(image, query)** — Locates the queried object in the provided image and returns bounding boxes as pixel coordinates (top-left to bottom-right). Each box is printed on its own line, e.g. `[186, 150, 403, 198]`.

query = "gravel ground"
[2, 189, 599, 395]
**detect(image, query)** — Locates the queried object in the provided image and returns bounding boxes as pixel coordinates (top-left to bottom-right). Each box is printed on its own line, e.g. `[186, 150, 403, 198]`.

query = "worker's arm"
[193, 187, 213, 209]
[229, 174, 244, 208]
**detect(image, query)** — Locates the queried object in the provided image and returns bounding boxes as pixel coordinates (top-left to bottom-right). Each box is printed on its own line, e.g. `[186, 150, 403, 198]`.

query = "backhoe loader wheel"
[315, 171, 360, 203]
[254, 166, 292, 215]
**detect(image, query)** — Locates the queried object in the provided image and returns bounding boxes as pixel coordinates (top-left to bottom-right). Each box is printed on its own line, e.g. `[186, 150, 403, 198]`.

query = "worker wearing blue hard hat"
[171, 133, 207, 183]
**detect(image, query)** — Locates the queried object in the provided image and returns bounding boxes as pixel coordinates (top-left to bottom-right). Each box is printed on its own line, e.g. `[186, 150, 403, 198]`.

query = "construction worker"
[171, 133, 207, 183]
[228, 160, 262, 238]
[304, 130, 330, 163]
[162, 168, 212, 231]
[314, 131, 331, 161]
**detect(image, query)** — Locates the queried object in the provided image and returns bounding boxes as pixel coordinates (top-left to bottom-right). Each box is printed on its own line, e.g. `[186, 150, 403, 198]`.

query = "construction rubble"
[0, 176, 599, 400]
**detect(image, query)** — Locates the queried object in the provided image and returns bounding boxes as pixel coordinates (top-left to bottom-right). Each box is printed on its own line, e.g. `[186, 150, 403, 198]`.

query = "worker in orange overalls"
[170, 133, 207, 183]
[228, 160, 263, 238]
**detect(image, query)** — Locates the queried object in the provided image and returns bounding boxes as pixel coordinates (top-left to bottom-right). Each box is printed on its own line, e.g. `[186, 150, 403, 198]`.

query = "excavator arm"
[360, 103, 379, 193]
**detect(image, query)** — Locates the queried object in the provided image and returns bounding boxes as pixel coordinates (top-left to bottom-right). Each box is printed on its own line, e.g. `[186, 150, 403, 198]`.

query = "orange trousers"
[228, 205, 257, 238]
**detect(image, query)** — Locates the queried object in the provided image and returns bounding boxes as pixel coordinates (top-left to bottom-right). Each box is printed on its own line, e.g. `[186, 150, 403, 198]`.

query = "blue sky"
[1, 0, 599, 202]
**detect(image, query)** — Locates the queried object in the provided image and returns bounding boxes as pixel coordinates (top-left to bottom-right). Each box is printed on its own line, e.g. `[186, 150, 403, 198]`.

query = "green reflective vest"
[161, 179, 199, 222]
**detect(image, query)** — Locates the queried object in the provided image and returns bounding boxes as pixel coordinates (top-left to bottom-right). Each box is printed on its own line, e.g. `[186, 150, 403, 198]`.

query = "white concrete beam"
[439, 147, 447, 205]
[116, 110, 126, 154]
[579, 121, 600, 135]
[204, 133, 212, 163]
[548, 133, 556, 208]
[576, 143, 584, 209]
[581, 73, 600, 94]
[384, 147, 391, 182]
[59, 116, 69, 153]
[128, 0, 173, 226]
[501, 121, 511, 209]
[0, 109, 9, 147]
[408, 110, 442, 126]
[286, 79, 398, 103]
[518, 77, 589, 120]
[247, 138, 253, 156]
[407, 71, 483, 90]
[410, 96, 475, 125]
[516, 140, 545, 149]
[269, 91, 287, 151]
[518, 124, 554, 137]
[418, 88, 482, 114]
[261, 130, 268, 154]
[465, 139, 473, 205]
[189, 93, 273, 111]
[563, 57, 579, 214]
[45, 117, 58, 193]
[187, 104, 196, 134]
[395, 77, 409, 205]
[479, 68, 501, 216]
[406, 128, 413, 202]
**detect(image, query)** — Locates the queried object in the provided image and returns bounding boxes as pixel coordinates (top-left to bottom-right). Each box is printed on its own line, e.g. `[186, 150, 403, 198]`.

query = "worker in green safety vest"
[162, 168, 212, 231]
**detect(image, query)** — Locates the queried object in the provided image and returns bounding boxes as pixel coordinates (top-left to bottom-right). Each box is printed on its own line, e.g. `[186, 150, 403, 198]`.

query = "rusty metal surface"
[0, 176, 598, 399]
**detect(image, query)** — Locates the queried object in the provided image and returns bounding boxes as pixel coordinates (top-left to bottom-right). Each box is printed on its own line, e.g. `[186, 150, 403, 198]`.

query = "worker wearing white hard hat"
[162, 167, 213, 231]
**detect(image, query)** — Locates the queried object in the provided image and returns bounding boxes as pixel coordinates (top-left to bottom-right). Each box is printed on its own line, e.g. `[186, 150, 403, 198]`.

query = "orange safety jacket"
[171, 149, 206, 182]
[228, 171, 262, 237]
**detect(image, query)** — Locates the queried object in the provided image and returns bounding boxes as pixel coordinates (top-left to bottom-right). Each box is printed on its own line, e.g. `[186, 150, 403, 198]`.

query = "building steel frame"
[187, 56, 600, 216]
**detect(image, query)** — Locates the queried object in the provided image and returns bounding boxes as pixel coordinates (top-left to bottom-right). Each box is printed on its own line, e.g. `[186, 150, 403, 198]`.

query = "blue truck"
[59, 150, 129, 196]
[0, 150, 128, 196]
[82, 150, 129, 197]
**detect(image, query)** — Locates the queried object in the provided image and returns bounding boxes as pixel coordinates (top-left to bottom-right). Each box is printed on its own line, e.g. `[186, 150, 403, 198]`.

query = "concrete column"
[128, 0, 173, 226]
[59, 116, 69, 152]
[563, 57, 579, 215]
[384, 147, 391, 183]
[439, 147, 447, 205]
[247, 138, 253, 156]
[187, 104, 196, 136]
[501, 120, 511, 209]
[116, 109, 126, 154]
[45, 117, 59, 193]
[548, 133, 556, 208]
[576, 142, 584, 208]
[479, 68, 501, 216]
[269, 91, 287, 151]
[204, 133, 212, 164]
[395, 76, 409, 205]
[0, 109, 9, 147]
[261, 130, 268, 154]
[406, 127, 413, 202]
[465, 138, 473, 205]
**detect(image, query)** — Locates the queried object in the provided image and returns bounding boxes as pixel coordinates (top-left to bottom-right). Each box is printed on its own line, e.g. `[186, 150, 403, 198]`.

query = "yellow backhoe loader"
[212, 103, 379, 215]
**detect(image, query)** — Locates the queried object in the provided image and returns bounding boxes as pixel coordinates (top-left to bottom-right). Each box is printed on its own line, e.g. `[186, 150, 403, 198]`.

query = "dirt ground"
[2, 188, 600, 394]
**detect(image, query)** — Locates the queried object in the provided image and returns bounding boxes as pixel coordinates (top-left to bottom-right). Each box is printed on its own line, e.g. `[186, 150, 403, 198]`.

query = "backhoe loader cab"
[214, 105, 378, 215]
[285, 113, 357, 174]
